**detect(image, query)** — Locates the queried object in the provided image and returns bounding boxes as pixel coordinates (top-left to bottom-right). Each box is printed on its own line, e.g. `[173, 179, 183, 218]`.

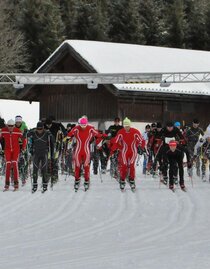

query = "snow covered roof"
[36, 40, 210, 96]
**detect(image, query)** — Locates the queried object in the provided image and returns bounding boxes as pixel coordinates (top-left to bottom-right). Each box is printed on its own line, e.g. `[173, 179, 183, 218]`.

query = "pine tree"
[165, 0, 187, 48]
[59, 0, 78, 38]
[72, 0, 109, 41]
[108, 0, 145, 44]
[19, 0, 65, 71]
[185, 0, 208, 50]
[0, 0, 29, 98]
[205, 2, 210, 50]
[138, 0, 165, 46]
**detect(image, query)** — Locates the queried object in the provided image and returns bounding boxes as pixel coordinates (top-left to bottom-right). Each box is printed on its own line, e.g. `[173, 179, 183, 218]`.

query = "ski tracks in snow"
[1, 174, 210, 269]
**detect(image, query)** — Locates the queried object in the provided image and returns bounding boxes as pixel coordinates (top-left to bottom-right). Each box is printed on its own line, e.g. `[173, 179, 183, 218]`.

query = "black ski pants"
[32, 153, 48, 189]
[168, 156, 184, 186]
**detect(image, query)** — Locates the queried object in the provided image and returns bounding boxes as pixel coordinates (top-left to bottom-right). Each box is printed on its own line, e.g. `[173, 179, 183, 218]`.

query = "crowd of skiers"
[0, 114, 210, 193]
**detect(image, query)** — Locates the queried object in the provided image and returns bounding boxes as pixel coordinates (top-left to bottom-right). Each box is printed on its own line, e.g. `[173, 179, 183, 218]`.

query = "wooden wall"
[119, 98, 210, 129]
[39, 84, 118, 122]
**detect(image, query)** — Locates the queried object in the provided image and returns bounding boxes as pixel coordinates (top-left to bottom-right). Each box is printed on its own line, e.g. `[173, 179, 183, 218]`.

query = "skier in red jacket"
[0, 119, 26, 191]
[111, 117, 145, 191]
[67, 117, 104, 191]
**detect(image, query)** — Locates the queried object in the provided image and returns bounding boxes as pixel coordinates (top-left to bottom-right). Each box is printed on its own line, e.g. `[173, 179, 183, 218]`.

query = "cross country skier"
[44, 116, 66, 185]
[146, 123, 157, 174]
[149, 122, 163, 176]
[193, 126, 210, 182]
[106, 117, 123, 179]
[61, 123, 76, 176]
[15, 115, 29, 185]
[0, 119, 26, 191]
[158, 121, 186, 185]
[186, 119, 204, 177]
[28, 122, 54, 193]
[111, 117, 145, 191]
[107, 117, 123, 138]
[142, 124, 151, 175]
[0, 117, 5, 160]
[67, 116, 104, 191]
[157, 140, 191, 191]
[92, 131, 109, 175]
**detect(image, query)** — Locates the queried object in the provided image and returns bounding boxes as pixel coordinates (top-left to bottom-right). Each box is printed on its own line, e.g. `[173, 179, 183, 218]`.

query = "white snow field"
[0, 164, 210, 269]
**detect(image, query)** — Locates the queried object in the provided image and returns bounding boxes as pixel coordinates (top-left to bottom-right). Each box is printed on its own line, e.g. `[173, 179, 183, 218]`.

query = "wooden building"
[16, 40, 210, 127]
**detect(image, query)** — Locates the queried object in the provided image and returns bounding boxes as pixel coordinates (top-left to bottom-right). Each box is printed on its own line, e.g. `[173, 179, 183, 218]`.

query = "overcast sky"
[0, 99, 39, 128]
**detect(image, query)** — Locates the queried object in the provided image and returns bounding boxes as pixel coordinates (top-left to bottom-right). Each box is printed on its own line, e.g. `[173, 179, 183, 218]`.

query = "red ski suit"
[112, 127, 145, 181]
[68, 125, 102, 181]
[0, 127, 26, 186]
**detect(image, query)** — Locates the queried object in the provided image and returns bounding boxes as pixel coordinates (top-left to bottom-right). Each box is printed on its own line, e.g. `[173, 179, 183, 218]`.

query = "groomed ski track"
[0, 168, 210, 269]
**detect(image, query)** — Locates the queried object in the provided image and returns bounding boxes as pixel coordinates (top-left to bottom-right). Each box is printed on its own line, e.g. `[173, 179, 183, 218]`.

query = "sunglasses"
[8, 125, 14, 127]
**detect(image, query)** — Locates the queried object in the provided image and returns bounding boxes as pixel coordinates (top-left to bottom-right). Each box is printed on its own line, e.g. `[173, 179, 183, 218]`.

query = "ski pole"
[189, 175, 194, 188]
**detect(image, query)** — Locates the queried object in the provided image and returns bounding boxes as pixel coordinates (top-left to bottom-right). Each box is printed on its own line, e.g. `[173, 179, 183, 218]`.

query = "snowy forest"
[0, 0, 210, 98]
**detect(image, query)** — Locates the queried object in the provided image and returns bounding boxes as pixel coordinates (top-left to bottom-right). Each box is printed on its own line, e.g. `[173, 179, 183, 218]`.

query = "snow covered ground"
[0, 163, 210, 269]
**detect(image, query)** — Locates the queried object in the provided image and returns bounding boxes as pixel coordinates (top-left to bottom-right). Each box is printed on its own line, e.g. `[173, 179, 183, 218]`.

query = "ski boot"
[41, 188, 47, 193]
[3, 185, 9, 192]
[74, 180, 80, 192]
[41, 183, 48, 193]
[169, 185, 175, 192]
[101, 169, 106, 174]
[120, 180, 125, 191]
[196, 169, 201, 177]
[173, 176, 178, 185]
[32, 187, 37, 193]
[12, 182, 19, 191]
[32, 184, 38, 193]
[21, 179, 26, 186]
[180, 184, 186, 192]
[129, 180, 136, 192]
[162, 176, 168, 185]
[84, 181, 90, 191]
[202, 174, 206, 182]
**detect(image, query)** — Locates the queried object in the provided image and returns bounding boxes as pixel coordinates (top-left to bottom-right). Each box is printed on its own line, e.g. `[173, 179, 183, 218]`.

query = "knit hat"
[169, 140, 177, 147]
[79, 117, 88, 126]
[7, 119, 15, 126]
[193, 118, 199, 124]
[45, 118, 52, 125]
[15, 115, 22, 123]
[174, 121, 181, 127]
[123, 117, 131, 127]
[166, 121, 174, 127]
[36, 121, 44, 129]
